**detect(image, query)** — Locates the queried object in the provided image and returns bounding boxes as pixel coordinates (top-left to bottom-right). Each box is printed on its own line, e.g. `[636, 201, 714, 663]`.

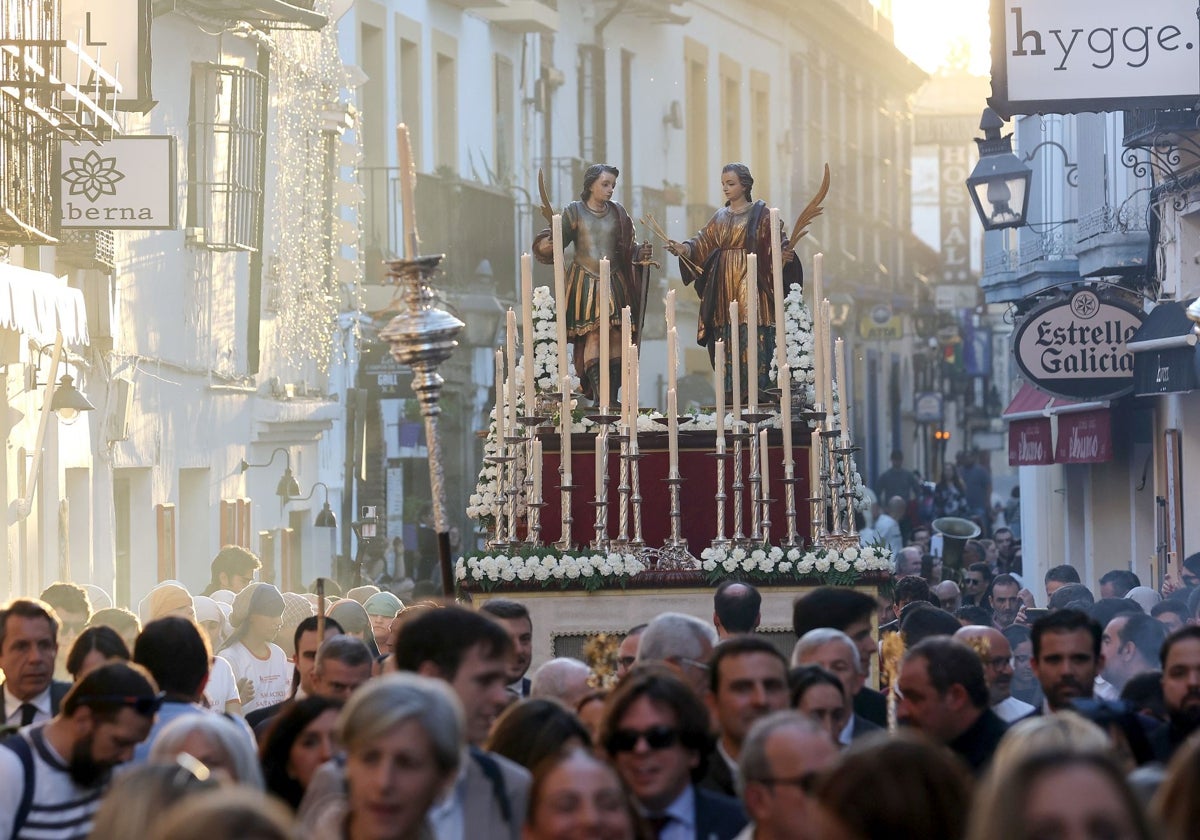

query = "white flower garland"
[456, 550, 648, 591]
[700, 543, 893, 584]
[768, 284, 817, 401]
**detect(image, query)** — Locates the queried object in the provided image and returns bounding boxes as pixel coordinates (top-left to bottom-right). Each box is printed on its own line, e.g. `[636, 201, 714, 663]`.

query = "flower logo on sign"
[62, 150, 125, 202]
[1070, 290, 1099, 320]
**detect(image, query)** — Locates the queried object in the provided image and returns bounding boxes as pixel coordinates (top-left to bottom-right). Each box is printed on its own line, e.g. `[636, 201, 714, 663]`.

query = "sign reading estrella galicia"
[57, 136, 176, 230]
[989, 0, 1200, 117]
[1012, 289, 1143, 400]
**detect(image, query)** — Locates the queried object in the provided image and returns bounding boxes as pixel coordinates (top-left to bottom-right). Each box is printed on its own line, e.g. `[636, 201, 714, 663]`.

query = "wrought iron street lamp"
[966, 108, 1032, 230]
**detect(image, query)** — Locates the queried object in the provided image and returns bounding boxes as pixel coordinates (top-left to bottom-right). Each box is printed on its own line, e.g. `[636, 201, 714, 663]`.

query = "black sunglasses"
[606, 725, 680, 753]
[75, 693, 165, 716]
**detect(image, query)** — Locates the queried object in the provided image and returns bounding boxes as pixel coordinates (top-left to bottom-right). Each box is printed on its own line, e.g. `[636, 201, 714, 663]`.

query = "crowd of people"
[4, 539, 1200, 839]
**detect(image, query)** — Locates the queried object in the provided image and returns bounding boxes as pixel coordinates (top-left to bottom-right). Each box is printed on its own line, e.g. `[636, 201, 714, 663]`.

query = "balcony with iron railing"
[1122, 109, 1200, 149]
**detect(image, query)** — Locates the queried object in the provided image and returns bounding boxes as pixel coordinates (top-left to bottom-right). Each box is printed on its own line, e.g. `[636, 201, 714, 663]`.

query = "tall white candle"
[760, 428, 770, 496]
[812, 254, 825, 410]
[668, 326, 679, 396]
[594, 433, 604, 500]
[396, 124, 419, 258]
[494, 349, 506, 445]
[730, 301, 741, 424]
[770, 208, 785, 373]
[667, 387, 679, 475]
[822, 300, 833, 431]
[560, 374, 572, 485]
[531, 439, 542, 501]
[714, 340, 726, 453]
[666, 288, 676, 334]
[552, 214, 568, 381]
[746, 253, 758, 410]
[780, 361, 793, 472]
[506, 309, 518, 432]
[621, 307, 632, 426]
[835, 337, 849, 444]
[628, 345, 639, 452]
[521, 254, 535, 406]
[599, 258, 611, 409]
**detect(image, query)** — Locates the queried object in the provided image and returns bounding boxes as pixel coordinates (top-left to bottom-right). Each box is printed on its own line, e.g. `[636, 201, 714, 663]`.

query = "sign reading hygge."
[57, 136, 176, 230]
[990, 0, 1200, 116]
[1013, 289, 1143, 400]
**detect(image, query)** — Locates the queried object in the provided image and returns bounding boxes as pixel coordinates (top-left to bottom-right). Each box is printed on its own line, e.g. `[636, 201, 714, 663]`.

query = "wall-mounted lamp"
[239, 447, 301, 501]
[966, 107, 1080, 231]
[290, 480, 338, 529]
[49, 374, 95, 425]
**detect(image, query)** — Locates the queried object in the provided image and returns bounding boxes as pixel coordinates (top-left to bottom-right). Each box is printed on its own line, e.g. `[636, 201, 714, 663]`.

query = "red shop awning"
[1049, 397, 1113, 464]
[1003, 383, 1053, 466]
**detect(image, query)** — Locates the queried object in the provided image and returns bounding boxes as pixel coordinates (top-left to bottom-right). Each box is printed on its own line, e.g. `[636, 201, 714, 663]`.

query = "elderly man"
[735, 712, 839, 840]
[530, 657, 594, 709]
[637, 612, 718, 696]
[954, 625, 1035, 722]
[933, 580, 962, 612]
[896, 637, 1008, 774]
[791, 628, 881, 744]
[714, 582, 762, 639]
[702, 637, 790, 797]
[894, 546, 923, 578]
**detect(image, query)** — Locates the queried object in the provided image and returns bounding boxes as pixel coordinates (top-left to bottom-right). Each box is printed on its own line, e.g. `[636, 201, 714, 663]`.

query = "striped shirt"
[0, 724, 107, 839]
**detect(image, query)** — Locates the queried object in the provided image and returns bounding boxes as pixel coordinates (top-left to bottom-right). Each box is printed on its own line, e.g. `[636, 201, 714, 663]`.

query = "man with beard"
[1151, 626, 1200, 762]
[0, 661, 160, 838]
[954, 625, 1035, 722]
[1030, 609, 1103, 714]
[989, 574, 1022, 629]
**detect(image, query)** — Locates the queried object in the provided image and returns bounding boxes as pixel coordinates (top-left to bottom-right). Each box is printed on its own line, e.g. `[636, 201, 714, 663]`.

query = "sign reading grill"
[1012, 288, 1142, 400]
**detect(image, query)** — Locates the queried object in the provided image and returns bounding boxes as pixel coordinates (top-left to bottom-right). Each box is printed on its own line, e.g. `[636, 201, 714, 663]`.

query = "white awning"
[0, 263, 89, 347]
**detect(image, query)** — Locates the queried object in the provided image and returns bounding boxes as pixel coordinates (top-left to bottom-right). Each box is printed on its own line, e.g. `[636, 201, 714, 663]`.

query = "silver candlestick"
[711, 449, 732, 549]
[519, 414, 546, 547]
[628, 435, 645, 548]
[380, 254, 463, 598]
[615, 425, 631, 547]
[730, 423, 749, 546]
[484, 449, 515, 551]
[588, 412, 620, 551]
[743, 410, 770, 542]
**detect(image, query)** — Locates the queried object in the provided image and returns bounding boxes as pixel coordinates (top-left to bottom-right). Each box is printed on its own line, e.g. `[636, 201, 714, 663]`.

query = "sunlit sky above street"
[889, 0, 991, 75]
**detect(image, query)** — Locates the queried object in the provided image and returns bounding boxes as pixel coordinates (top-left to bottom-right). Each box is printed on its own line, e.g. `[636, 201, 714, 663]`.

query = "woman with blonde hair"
[967, 750, 1152, 840]
[987, 710, 1110, 779]
[1151, 732, 1200, 840]
[149, 787, 293, 840]
[304, 672, 464, 840]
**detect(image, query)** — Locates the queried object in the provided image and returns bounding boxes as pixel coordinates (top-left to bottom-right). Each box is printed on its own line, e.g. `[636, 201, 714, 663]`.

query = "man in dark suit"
[701, 637, 789, 797]
[792, 587, 886, 726]
[897, 637, 1008, 775]
[603, 666, 747, 840]
[1, 599, 72, 729]
[791, 628, 881, 744]
[480, 599, 534, 698]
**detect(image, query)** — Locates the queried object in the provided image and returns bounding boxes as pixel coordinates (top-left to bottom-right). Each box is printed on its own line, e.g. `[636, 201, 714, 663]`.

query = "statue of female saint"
[668, 163, 801, 396]
[533, 164, 650, 405]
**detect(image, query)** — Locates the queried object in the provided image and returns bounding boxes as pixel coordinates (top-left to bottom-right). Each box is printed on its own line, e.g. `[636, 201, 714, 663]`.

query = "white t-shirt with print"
[220, 641, 291, 714]
[202, 654, 240, 711]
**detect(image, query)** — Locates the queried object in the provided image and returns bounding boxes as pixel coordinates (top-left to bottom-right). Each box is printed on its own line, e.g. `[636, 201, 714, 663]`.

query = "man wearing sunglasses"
[601, 667, 746, 840]
[0, 661, 161, 839]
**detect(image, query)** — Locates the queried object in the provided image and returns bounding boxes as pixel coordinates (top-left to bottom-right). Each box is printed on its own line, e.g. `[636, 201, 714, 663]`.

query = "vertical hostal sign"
[1013, 288, 1143, 400]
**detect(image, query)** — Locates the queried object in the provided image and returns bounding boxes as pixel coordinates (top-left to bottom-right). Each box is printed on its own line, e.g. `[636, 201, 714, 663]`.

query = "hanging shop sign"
[57, 136, 176, 230]
[61, 0, 153, 109]
[859, 304, 903, 341]
[988, 0, 1200, 117]
[1012, 288, 1143, 400]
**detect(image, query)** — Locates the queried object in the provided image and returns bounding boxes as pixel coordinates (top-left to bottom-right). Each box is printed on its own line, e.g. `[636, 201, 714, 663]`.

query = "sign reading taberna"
[988, 0, 1200, 117]
[57, 137, 176, 230]
[1013, 289, 1143, 400]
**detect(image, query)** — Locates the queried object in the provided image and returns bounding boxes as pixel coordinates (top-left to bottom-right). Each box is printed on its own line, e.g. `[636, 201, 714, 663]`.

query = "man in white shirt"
[955, 625, 1035, 722]
[874, 496, 905, 556]
[0, 599, 71, 730]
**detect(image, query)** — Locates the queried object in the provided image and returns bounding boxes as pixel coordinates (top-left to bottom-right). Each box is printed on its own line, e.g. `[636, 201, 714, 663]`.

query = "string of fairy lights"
[269, 0, 362, 377]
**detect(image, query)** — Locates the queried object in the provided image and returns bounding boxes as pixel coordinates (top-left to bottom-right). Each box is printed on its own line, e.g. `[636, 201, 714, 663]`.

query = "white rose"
[787, 548, 801, 562]
[815, 556, 830, 573]
[779, 561, 793, 573]
[843, 548, 859, 562]
[703, 559, 718, 572]
[833, 559, 851, 572]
